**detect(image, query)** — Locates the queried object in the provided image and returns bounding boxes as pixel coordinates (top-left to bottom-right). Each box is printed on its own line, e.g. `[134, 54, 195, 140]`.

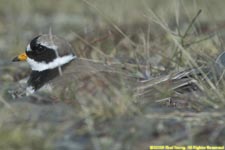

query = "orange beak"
[12, 52, 28, 62]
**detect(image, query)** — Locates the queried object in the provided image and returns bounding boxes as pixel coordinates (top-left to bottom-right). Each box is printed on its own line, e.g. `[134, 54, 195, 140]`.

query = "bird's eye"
[36, 44, 46, 54]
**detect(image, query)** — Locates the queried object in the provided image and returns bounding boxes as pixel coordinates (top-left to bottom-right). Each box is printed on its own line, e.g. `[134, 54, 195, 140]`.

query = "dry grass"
[0, 0, 225, 149]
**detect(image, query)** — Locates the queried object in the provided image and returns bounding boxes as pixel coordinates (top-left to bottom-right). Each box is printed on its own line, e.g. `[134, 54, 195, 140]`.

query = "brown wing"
[47, 58, 140, 98]
[48, 58, 207, 100]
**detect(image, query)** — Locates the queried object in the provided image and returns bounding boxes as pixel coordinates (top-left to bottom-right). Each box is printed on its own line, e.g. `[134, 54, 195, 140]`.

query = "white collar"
[27, 54, 76, 71]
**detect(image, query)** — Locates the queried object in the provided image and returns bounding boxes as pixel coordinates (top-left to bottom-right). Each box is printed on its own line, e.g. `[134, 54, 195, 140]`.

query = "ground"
[0, 0, 225, 150]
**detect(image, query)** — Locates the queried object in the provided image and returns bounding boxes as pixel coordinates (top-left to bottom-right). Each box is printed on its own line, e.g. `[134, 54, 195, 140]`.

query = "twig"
[184, 33, 214, 48]
[182, 9, 202, 43]
[83, 31, 113, 51]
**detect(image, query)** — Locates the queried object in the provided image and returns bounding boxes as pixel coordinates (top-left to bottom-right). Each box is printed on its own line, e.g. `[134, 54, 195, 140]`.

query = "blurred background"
[0, 0, 225, 149]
